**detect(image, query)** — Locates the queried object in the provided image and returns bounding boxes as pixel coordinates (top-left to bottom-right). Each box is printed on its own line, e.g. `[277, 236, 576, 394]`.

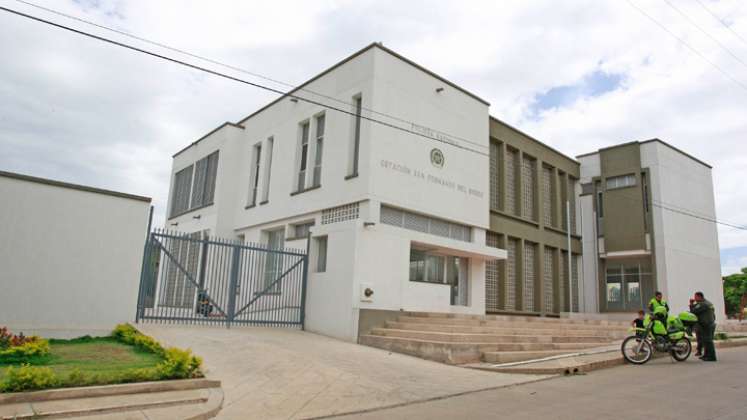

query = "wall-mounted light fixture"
[435, 87, 444, 93]
[363, 222, 376, 228]
[193, 215, 201, 220]
[290, 98, 298, 103]
[170, 222, 178, 226]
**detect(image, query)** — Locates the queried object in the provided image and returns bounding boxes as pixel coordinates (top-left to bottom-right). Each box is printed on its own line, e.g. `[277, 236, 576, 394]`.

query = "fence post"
[135, 206, 154, 323]
[226, 243, 241, 329]
[300, 232, 311, 330]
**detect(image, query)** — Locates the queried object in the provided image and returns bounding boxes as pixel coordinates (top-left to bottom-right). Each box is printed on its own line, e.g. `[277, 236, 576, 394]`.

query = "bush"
[112, 324, 164, 356]
[0, 337, 50, 363]
[156, 347, 203, 379]
[715, 332, 729, 341]
[0, 365, 58, 392]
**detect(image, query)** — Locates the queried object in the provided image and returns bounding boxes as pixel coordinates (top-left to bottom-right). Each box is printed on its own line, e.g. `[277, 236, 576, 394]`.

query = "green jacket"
[648, 298, 669, 313]
[690, 299, 716, 326]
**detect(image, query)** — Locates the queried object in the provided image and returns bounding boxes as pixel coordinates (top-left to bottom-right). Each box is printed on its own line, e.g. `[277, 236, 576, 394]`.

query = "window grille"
[544, 247, 555, 313]
[380, 205, 471, 242]
[572, 254, 579, 312]
[321, 202, 360, 225]
[521, 157, 537, 221]
[170, 165, 193, 217]
[542, 166, 554, 227]
[560, 250, 568, 312]
[485, 232, 500, 312]
[523, 242, 536, 312]
[505, 148, 519, 215]
[489, 142, 500, 210]
[506, 238, 518, 310]
[568, 178, 577, 234]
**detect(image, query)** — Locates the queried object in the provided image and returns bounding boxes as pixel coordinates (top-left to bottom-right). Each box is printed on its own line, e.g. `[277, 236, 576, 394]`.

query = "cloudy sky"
[1, 0, 745, 274]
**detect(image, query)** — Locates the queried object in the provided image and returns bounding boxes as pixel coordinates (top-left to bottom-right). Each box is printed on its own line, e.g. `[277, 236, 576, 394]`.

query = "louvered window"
[380, 205, 471, 242]
[191, 151, 219, 209]
[170, 165, 193, 217]
[521, 156, 537, 220]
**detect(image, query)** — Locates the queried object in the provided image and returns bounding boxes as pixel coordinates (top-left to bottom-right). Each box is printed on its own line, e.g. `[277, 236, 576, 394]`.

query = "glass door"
[605, 262, 647, 311]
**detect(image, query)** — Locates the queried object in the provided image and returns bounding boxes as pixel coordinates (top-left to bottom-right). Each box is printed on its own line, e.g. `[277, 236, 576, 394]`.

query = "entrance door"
[605, 262, 646, 311]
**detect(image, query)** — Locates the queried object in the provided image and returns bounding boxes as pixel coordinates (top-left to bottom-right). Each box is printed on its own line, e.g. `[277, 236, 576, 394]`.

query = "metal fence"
[136, 229, 308, 328]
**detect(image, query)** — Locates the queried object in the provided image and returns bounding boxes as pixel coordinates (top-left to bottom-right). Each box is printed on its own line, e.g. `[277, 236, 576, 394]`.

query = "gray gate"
[136, 229, 309, 328]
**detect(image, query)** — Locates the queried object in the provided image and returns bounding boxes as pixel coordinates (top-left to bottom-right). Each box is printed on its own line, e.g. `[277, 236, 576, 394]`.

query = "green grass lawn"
[0, 337, 163, 382]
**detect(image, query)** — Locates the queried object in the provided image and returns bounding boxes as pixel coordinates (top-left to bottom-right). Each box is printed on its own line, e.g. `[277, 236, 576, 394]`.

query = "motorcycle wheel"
[671, 338, 692, 362]
[621, 336, 653, 364]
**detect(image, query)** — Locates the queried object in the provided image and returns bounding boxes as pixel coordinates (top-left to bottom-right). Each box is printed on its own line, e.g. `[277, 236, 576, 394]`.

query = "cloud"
[1, 0, 746, 273]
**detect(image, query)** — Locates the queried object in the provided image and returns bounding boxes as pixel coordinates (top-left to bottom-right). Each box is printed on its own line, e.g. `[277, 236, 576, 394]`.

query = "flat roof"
[489, 116, 580, 165]
[0, 170, 152, 203]
[174, 42, 489, 158]
[576, 138, 712, 168]
[173, 122, 244, 158]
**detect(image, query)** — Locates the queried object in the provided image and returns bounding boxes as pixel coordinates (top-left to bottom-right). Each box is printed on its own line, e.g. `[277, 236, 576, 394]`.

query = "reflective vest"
[649, 298, 668, 312]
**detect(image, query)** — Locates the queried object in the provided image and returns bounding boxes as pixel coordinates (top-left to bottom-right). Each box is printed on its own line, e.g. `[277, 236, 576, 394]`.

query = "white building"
[164, 43, 725, 340]
[578, 140, 725, 320]
[165, 43, 505, 341]
[0, 170, 152, 338]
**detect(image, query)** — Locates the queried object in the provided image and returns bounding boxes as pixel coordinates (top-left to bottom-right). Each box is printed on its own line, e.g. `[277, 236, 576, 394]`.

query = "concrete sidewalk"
[138, 325, 550, 419]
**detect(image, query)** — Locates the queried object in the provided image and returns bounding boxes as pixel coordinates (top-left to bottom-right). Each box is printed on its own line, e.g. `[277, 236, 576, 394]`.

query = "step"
[0, 388, 223, 420]
[482, 350, 584, 364]
[404, 312, 631, 326]
[359, 334, 611, 365]
[395, 316, 630, 332]
[465, 348, 623, 375]
[384, 321, 629, 338]
[370, 328, 616, 345]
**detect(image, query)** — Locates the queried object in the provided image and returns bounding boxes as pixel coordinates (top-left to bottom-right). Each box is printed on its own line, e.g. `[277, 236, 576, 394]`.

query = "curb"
[0, 378, 221, 405]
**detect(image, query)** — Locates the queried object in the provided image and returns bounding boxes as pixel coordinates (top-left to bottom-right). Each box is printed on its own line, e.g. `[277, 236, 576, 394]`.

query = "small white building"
[165, 43, 505, 341]
[578, 140, 725, 320]
[0, 170, 152, 338]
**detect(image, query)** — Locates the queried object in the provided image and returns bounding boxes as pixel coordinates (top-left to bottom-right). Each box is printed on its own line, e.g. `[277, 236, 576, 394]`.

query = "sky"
[0, 0, 745, 275]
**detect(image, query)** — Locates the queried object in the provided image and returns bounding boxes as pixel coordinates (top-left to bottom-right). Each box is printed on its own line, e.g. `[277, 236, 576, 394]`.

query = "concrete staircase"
[359, 312, 630, 365]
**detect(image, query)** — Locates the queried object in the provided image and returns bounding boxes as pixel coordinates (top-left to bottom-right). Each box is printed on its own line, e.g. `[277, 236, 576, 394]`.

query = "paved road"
[339, 347, 747, 420]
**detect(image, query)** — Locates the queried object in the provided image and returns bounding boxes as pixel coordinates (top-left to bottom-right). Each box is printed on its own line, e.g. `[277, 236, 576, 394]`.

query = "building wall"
[0, 172, 151, 338]
[640, 141, 725, 320]
[486, 118, 582, 315]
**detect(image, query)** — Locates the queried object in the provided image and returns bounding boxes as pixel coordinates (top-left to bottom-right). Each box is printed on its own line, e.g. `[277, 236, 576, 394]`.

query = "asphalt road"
[338, 347, 747, 420]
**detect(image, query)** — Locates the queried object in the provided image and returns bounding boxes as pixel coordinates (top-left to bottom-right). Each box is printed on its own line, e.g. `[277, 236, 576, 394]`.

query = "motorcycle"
[620, 309, 698, 365]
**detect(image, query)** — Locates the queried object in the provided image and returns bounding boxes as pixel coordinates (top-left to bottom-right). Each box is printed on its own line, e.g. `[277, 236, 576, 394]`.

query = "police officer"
[690, 291, 717, 362]
[648, 291, 669, 314]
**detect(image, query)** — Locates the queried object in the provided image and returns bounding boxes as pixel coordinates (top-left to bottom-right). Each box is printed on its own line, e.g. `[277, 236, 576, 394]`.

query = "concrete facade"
[578, 140, 725, 320]
[163, 43, 726, 339]
[165, 43, 504, 342]
[0, 171, 152, 338]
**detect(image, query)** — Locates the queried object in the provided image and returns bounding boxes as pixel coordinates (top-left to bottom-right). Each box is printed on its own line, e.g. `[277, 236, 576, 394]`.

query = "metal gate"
[135, 229, 309, 328]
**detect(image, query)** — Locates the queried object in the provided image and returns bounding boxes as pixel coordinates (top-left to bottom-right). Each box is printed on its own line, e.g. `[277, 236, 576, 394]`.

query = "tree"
[722, 268, 747, 318]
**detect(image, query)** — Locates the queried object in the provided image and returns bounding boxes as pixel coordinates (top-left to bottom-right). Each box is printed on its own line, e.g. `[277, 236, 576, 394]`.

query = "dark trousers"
[700, 323, 717, 361]
[694, 324, 703, 354]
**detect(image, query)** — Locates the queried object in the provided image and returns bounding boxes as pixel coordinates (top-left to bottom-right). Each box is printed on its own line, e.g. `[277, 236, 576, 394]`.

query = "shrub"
[715, 332, 729, 341]
[0, 337, 51, 363]
[0, 365, 58, 392]
[112, 324, 164, 356]
[156, 347, 203, 379]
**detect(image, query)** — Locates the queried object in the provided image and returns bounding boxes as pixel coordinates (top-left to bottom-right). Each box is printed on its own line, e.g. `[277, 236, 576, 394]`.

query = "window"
[191, 151, 219, 209]
[521, 155, 537, 221]
[293, 221, 314, 239]
[316, 236, 327, 272]
[542, 165, 555, 227]
[410, 248, 469, 306]
[261, 137, 273, 203]
[312, 114, 324, 187]
[248, 143, 262, 207]
[170, 165, 193, 217]
[568, 178, 577, 234]
[296, 121, 310, 192]
[505, 148, 519, 215]
[489, 142, 501, 210]
[380, 205, 471, 242]
[606, 174, 636, 190]
[349, 95, 362, 177]
[263, 229, 285, 291]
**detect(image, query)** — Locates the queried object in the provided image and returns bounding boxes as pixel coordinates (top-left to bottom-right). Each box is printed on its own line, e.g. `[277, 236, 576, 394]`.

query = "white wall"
[0, 174, 151, 338]
[641, 142, 725, 320]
